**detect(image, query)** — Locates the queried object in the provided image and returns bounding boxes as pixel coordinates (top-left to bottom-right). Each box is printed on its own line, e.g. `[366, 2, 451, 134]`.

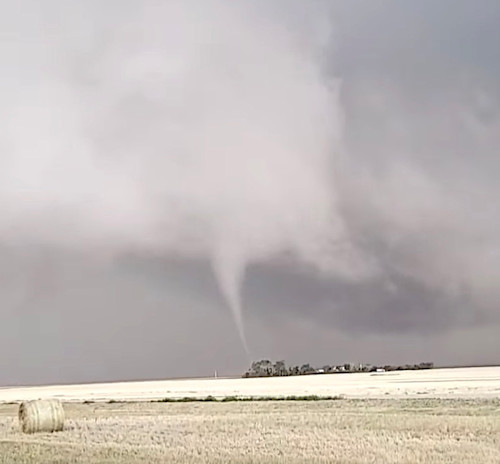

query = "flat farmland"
[1, 367, 499, 403]
[1, 399, 499, 463]
[0, 367, 499, 463]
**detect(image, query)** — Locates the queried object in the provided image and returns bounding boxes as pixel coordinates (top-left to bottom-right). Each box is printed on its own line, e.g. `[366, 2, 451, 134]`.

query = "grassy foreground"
[0, 399, 499, 463]
[151, 394, 344, 403]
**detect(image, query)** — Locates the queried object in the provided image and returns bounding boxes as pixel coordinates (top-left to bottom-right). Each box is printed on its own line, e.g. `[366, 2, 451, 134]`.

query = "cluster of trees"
[242, 360, 434, 378]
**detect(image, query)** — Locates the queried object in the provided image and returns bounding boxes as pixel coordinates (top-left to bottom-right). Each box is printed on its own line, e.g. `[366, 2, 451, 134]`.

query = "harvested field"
[0, 399, 499, 463]
[1, 367, 500, 403]
[1, 367, 499, 463]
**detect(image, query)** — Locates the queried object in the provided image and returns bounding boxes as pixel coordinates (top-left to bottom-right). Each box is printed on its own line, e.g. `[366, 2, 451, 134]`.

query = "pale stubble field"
[1, 399, 499, 463]
[0, 367, 499, 463]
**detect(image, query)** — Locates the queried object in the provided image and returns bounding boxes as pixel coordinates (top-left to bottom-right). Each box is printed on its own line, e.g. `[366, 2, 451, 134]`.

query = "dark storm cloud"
[1, 1, 499, 385]
[330, 1, 500, 338]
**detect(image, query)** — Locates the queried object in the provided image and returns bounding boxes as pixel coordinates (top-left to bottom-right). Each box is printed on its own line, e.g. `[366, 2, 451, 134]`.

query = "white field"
[1, 366, 499, 403]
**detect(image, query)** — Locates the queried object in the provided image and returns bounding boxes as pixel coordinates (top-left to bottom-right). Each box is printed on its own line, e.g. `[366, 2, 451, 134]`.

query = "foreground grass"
[1, 399, 499, 463]
[152, 394, 344, 403]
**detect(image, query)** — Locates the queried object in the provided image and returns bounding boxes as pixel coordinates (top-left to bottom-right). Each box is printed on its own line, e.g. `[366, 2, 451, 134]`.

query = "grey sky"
[1, 1, 499, 385]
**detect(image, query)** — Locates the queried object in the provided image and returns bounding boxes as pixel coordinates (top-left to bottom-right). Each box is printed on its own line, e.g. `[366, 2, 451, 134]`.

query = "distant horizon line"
[1, 363, 499, 390]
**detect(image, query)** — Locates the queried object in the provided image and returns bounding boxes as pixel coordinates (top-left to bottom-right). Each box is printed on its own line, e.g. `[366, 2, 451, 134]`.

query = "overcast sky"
[1, 1, 499, 385]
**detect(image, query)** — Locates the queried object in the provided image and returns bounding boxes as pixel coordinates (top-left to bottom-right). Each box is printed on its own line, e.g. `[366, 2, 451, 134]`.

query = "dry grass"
[0, 399, 499, 463]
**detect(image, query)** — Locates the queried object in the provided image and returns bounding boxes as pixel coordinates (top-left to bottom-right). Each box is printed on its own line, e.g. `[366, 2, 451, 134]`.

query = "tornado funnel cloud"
[211, 248, 250, 356]
[0, 1, 357, 361]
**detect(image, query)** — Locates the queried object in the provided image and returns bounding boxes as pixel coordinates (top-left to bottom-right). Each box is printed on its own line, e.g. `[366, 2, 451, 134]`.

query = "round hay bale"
[18, 399, 65, 434]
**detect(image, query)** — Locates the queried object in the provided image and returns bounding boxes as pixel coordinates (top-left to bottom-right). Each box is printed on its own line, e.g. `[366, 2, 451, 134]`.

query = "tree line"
[242, 360, 434, 378]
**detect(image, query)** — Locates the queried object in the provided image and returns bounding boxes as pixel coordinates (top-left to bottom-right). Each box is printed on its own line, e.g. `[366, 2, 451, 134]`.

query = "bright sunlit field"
[0, 367, 499, 463]
[1, 398, 499, 464]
